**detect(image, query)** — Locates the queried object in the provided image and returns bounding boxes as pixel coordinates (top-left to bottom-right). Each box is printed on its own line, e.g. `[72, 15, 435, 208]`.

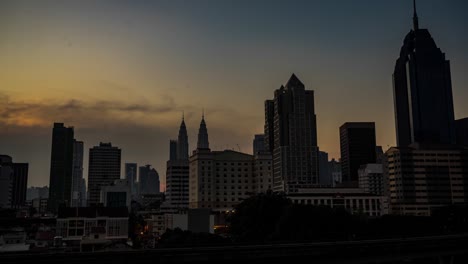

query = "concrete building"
[288, 188, 389, 217]
[124, 163, 137, 198]
[55, 207, 128, 246]
[264, 74, 319, 193]
[71, 140, 85, 207]
[87, 143, 121, 206]
[100, 179, 131, 208]
[329, 159, 342, 187]
[385, 144, 468, 216]
[254, 152, 273, 193]
[253, 134, 266, 154]
[340, 122, 377, 187]
[48, 123, 74, 213]
[358, 164, 384, 195]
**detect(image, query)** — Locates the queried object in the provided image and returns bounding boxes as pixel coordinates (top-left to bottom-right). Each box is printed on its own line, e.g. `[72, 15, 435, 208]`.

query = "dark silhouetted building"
[0, 155, 28, 209]
[318, 151, 332, 186]
[253, 134, 266, 154]
[455, 118, 468, 147]
[169, 140, 178, 161]
[340, 122, 376, 187]
[139, 165, 160, 195]
[71, 140, 85, 207]
[48, 123, 74, 213]
[124, 163, 137, 197]
[264, 74, 319, 193]
[87, 142, 121, 206]
[393, 1, 455, 147]
[197, 112, 209, 150]
[164, 117, 190, 210]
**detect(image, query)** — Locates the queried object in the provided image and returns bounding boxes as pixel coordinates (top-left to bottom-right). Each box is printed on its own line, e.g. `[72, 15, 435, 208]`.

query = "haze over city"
[1, 0, 467, 189]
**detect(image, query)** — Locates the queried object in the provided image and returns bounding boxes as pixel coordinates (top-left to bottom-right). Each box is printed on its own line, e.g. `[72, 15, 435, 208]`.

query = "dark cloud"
[0, 90, 261, 188]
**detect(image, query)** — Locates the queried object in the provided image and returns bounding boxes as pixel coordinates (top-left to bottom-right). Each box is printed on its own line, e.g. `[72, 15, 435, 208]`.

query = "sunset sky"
[1, 0, 467, 188]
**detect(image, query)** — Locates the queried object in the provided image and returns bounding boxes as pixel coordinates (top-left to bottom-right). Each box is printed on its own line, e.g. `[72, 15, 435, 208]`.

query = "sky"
[1, 0, 467, 189]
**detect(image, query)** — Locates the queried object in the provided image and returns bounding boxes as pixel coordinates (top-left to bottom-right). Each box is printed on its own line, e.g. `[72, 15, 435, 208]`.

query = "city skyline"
[1, 0, 468, 188]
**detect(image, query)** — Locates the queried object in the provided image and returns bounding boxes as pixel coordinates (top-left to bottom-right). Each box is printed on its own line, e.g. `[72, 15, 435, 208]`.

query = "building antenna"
[413, 0, 419, 30]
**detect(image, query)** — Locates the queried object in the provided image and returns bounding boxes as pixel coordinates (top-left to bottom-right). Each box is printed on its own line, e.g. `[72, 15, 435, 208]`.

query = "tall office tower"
[71, 140, 85, 207]
[88, 142, 121, 206]
[169, 140, 178, 161]
[177, 114, 189, 160]
[124, 163, 138, 197]
[264, 74, 319, 193]
[197, 113, 210, 150]
[264, 100, 275, 153]
[455, 118, 468, 147]
[318, 151, 332, 186]
[164, 117, 190, 210]
[340, 122, 377, 187]
[0, 155, 13, 208]
[253, 134, 266, 154]
[393, 0, 455, 147]
[139, 165, 160, 194]
[11, 162, 28, 209]
[48, 123, 74, 213]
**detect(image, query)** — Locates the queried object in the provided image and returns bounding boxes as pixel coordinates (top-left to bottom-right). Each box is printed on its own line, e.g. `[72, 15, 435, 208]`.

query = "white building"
[100, 179, 131, 209]
[287, 188, 389, 217]
[358, 164, 384, 195]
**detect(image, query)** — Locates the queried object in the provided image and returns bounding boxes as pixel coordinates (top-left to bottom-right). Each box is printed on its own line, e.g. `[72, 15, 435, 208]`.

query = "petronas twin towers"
[174, 112, 210, 160]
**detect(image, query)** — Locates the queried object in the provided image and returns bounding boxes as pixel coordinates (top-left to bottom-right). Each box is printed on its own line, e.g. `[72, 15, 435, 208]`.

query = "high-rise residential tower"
[48, 123, 74, 213]
[393, 0, 455, 147]
[87, 142, 121, 206]
[264, 74, 319, 193]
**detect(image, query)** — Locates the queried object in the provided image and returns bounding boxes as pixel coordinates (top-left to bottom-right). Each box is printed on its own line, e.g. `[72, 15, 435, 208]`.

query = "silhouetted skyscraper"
[393, 0, 455, 147]
[318, 151, 332, 186]
[253, 134, 266, 154]
[88, 142, 121, 206]
[71, 140, 85, 207]
[139, 165, 160, 194]
[125, 163, 137, 197]
[197, 112, 209, 150]
[177, 114, 189, 160]
[264, 74, 319, 193]
[48, 123, 74, 213]
[164, 117, 190, 210]
[169, 140, 178, 161]
[11, 162, 28, 209]
[340, 122, 377, 187]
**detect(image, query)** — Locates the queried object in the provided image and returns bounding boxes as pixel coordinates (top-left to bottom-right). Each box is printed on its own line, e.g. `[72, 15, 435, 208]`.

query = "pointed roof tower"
[285, 73, 305, 89]
[413, 0, 419, 31]
[197, 110, 209, 150]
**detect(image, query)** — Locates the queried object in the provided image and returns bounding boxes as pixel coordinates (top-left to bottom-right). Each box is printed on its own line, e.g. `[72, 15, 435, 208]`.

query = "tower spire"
[182, 111, 184, 121]
[413, 0, 419, 31]
[202, 108, 204, 120]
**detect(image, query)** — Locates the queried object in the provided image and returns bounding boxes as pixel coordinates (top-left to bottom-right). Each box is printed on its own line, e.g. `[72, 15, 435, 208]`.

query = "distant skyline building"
[329, 158, 342, 187]
[124, 163, 138, 197]
[87, 142, 121, 206]
[253, 134, 266, 154]
[71, 140, 85, 207]
[48, 123, 74, 213]
[139, 165, 160, 195]
[26, 186, 49, 200]
[197, 112, 209, 150]
[177, 114, 189, 160]
[169, 140, 178, 161]
[164, 117, 190, 210]
[318, 151, 332, 186]
[0, 155, 29, 209]
[392, 1, 455, 147]
[264, 74, 319, 193]
[340, 122, 377, 187]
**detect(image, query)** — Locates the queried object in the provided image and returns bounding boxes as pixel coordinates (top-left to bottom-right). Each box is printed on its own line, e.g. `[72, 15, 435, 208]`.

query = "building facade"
[340, 122, 377, 187]
[139, 165, 160, 195]
[264, 74, 319, 193]
[385, 144, 468, 216]
[358, 164, 384, 195]
[48, 123, 74, 213]
[71, 140, 85, 207]
[87, 143, 121, 206]
[100, 179, 131, 208]
[253, 134, 266, 154]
